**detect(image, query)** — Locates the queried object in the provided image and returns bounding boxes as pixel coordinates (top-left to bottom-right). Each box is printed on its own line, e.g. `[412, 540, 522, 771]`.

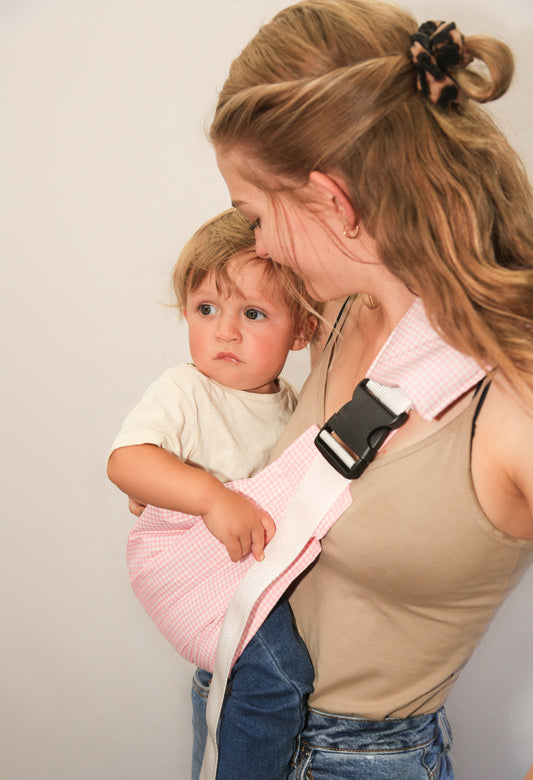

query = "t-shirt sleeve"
[109, 369, 197, 459]
[278, 377, 299, 415]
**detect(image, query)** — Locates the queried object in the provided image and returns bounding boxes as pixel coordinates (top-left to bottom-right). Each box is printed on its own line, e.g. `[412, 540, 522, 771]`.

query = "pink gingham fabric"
[127, 426, 350, 672]
[126, 298, 486, 672]
[368, 298, 486, 419]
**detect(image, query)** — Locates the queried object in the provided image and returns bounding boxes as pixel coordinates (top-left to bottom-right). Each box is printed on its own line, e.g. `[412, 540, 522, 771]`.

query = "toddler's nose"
[216, 314, 241, 342]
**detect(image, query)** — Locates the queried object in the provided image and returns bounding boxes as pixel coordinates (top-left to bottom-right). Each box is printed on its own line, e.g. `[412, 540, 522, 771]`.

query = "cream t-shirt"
[110, 363, 298, 483]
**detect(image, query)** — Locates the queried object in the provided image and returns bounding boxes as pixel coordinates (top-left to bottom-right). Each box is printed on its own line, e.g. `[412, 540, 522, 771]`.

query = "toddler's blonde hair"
[173, 208, 321, 341]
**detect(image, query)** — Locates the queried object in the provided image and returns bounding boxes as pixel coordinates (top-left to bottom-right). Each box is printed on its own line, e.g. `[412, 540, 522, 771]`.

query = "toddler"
[108, 208, 320, 779]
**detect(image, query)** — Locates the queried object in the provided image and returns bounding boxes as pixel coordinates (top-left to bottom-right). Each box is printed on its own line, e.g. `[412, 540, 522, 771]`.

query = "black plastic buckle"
[314, 379, 409, 479]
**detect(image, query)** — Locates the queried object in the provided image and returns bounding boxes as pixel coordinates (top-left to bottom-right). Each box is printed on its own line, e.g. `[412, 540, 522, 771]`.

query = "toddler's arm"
[107, 444, 275, 561]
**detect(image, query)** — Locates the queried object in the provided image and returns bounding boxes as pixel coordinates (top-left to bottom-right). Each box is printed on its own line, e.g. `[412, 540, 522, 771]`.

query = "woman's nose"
[255, 232, 270, 259]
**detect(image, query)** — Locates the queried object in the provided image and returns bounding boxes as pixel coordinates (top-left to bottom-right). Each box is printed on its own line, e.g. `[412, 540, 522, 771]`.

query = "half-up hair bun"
[410, 19, 514, 108]
[453, 33, 514, 103]
[410, 21, 473, 108]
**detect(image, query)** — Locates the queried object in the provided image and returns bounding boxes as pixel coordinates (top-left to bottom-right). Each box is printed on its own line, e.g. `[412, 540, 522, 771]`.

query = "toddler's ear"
[291, 314, 318, 351]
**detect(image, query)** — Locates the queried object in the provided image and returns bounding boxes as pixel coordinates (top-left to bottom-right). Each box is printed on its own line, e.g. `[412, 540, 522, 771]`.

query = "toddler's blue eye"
[199, 303, 217, 316]
[245, 308, 266, 321]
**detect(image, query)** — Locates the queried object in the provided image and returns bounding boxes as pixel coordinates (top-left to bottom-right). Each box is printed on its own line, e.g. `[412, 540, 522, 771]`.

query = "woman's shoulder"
[479, 378, 533, 457]
[471, 377, 533, 540]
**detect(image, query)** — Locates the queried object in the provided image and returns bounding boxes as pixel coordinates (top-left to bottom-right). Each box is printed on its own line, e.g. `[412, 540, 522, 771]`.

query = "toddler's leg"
[216, 597, 314, 780]
[190, 668, 212, 780]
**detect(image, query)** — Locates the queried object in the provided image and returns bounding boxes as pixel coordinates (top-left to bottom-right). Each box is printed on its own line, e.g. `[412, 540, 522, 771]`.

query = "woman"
[209, 0, 533, 777]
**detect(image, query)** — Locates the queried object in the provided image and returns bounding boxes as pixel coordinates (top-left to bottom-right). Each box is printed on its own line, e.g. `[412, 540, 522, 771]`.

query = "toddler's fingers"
[225, 536, 244, 563]
[250, 524, 267, 562]
[128, 497, 146, 516]
[261, 512, 276, 545]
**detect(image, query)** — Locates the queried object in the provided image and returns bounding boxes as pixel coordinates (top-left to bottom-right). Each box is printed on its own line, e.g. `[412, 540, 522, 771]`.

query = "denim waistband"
[300, 706, 451, 753]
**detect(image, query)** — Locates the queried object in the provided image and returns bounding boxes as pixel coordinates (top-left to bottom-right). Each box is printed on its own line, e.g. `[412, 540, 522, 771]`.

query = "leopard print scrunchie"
[410, 21, 473, 109]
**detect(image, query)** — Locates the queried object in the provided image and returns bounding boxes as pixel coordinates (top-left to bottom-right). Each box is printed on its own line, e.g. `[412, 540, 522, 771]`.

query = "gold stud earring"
[343, 224, 360, 239]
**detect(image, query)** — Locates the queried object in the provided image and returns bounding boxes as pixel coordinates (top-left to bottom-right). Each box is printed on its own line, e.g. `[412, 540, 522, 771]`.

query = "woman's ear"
[308, 170, 359, 233]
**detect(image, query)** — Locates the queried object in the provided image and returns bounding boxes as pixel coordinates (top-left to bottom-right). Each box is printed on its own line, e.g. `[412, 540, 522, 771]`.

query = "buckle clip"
[314, 379, 409, 479]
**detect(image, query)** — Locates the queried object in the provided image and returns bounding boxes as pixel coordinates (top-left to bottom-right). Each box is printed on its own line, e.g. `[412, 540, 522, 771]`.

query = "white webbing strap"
[366, 379, 412, 416]
[199, 383, 412, 780]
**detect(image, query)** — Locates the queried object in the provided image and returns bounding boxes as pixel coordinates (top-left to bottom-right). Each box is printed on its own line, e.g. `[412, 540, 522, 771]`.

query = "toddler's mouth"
[215, 351, 242, 364]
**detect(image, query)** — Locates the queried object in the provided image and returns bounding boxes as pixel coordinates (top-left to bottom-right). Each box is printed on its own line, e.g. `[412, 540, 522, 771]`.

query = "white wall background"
[1, 1, 531, 778]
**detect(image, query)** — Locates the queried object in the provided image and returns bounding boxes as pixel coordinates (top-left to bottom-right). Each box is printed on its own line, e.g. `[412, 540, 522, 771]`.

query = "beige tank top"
[274, 330, 533, 719]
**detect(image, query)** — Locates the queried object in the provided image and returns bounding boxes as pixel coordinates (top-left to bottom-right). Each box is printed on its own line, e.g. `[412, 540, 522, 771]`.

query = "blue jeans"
[288, 706, 454, 779]
[191, 598, 314, 780]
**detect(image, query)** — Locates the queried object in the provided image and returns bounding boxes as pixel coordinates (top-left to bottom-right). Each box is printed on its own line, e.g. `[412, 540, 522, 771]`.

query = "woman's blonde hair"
[210, 0, 533, 397]
[173, 208, 320, 340]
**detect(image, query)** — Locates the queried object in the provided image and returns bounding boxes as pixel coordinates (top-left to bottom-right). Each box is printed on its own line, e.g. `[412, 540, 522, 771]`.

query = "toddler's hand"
[202, 487, 276, 562]
[128, 496, 147, 516]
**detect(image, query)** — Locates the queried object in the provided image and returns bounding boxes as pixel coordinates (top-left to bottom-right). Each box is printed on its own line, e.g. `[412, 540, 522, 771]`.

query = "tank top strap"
[323, 296, 352, 351]
[470, 375, 492, 443]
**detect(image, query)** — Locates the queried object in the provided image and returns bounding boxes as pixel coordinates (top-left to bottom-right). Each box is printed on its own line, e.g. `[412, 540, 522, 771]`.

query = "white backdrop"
[1, 1, 532, 778]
